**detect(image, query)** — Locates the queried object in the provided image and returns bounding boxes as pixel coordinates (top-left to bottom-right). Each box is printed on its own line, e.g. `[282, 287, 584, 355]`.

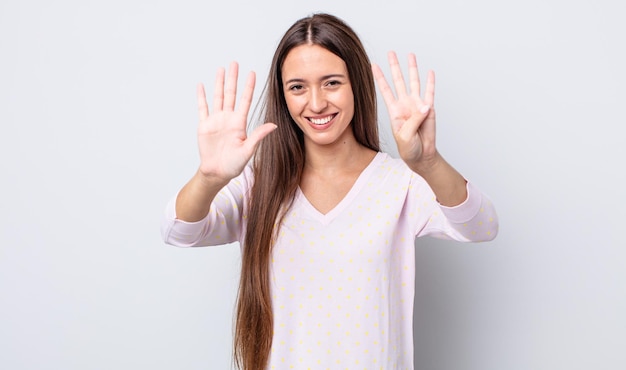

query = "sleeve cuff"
[439, 181, 483, 224]
[161, 194, 212, 243]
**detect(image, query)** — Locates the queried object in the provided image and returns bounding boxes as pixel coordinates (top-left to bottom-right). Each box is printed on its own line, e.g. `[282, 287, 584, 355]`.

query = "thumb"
[244, 123, 278, 151]
[397, 106, 430, 138]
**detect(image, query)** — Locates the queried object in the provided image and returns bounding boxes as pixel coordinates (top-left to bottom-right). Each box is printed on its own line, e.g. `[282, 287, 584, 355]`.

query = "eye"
[326, 80, 341, 87]
[288, 84, 304, 91]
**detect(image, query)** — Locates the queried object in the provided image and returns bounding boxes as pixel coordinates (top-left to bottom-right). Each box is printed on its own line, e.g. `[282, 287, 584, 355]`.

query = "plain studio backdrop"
[1, 0, 624, 369]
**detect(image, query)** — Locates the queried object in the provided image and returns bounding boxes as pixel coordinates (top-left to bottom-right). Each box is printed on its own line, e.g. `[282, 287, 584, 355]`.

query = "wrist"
[406, 151, 442, 177]
[408, 153, 468, 206]
[194, 169, 230, 192]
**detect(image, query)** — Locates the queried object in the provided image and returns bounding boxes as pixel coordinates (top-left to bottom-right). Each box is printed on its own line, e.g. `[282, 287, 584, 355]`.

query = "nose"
[309, 88, 328, 113]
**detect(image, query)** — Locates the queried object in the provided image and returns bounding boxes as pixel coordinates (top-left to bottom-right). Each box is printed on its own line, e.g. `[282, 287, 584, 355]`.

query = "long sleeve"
[410, 173, 499, 242]
[160, 167, 253, 247]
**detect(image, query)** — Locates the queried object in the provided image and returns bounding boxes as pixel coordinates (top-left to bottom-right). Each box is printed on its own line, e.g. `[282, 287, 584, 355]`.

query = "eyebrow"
[284, 74, 347, 85]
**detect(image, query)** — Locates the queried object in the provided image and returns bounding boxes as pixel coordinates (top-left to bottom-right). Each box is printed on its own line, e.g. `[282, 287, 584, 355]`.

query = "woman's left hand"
[372, 51, 437, 173]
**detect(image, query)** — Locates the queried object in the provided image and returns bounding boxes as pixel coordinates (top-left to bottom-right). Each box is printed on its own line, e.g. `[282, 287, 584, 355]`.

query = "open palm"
[196, 62, 276, 182]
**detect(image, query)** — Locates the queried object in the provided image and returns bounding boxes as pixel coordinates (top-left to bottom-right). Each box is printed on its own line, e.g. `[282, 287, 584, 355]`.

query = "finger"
[397, 109, 429, 138]
[236, 71, 256, 118]
[242, 123, 278, 155]
[420, 107, 437, 147]
[371, 63, 397, 109]
[424, 70, 436, 106]
[223, 61, 239, 111]
[212, 67, 225, 112]
[407, 53, 421, 99]
[388, 51, 408, 97]
[197, 83, 209, 121]
[420, 72, 437, 147]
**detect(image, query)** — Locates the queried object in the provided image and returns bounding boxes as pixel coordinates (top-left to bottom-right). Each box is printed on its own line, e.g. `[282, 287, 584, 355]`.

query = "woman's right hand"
[196, 62, 277, 183]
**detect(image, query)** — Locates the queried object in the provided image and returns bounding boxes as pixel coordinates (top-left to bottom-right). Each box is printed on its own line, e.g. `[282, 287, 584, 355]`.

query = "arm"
[373, 52, 498, 240]
[432, 181, 498, 242]
[406, 172, 498, 242]
[175, 62, 276, 222]
[161, 169, 251, 247]
[372, 52, 466, 206]
[162, 62, 276, 245]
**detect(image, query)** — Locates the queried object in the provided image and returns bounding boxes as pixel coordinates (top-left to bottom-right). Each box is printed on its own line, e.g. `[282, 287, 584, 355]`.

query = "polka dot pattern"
[162, 152, 499, 369]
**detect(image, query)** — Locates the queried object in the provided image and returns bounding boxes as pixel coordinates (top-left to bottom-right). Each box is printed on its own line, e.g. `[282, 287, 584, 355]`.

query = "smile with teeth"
[308, 114, 336, 125]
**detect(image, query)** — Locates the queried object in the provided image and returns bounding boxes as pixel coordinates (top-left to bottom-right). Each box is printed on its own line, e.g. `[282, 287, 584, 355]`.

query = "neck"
[303, 138, 377, 176]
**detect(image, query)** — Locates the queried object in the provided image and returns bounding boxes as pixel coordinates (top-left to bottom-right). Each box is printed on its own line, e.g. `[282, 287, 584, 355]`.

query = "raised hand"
[372, 52, 437, 172]
[196, 62, 276, 183]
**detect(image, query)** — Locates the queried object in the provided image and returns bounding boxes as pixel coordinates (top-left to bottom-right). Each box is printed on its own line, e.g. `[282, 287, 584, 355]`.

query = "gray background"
[1, 0, 624, 369]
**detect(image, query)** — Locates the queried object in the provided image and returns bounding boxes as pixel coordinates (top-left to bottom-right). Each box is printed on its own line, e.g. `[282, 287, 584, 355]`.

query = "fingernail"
[420, 105, 430, 114]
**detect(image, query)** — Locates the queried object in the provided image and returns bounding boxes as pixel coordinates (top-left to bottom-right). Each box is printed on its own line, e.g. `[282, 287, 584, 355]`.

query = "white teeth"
[309, 115, 333, 125]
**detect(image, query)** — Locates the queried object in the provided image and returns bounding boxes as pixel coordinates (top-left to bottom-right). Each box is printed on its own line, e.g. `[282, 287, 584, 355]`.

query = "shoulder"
[371, 152, 415, 180]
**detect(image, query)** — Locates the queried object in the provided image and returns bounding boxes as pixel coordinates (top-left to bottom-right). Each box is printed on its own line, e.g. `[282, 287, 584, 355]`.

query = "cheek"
[342, 91, 355, 117]
[284, 96, 302, 118]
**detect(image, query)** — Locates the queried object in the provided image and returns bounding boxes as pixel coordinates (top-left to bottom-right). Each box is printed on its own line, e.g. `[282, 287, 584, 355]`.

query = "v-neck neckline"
[295, 152, 384, 225]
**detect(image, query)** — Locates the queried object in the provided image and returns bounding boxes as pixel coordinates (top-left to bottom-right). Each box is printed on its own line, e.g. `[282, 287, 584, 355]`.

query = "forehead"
[281, 44, 348, 80]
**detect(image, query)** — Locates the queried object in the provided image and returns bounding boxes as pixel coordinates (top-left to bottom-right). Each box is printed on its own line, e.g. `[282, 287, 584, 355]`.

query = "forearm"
[408, 152, 467, 207]
[175, 169, 230, 222]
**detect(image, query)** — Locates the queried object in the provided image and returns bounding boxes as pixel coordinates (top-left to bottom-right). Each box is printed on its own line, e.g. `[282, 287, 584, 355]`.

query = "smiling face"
[281, 44, 355, 150]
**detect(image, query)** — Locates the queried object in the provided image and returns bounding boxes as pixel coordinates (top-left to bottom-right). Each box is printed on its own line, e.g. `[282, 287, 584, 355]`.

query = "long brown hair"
[234, 13, 381, 369]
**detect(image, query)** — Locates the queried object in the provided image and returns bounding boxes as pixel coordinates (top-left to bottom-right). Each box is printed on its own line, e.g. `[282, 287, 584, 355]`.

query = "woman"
[161, 13, 498, 370]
